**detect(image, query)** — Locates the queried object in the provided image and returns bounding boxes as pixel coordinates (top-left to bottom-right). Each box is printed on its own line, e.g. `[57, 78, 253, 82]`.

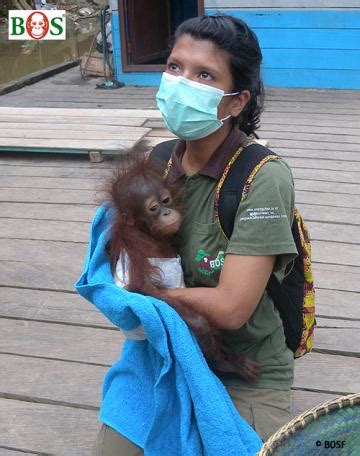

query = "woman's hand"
[164, 254, 276, 330]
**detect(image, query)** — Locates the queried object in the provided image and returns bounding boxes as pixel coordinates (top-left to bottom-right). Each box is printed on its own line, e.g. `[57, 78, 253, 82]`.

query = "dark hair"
[173, 15, 264, 136]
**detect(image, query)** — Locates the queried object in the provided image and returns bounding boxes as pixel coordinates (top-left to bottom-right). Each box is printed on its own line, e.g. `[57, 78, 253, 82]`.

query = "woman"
[92, 14, 297, 454]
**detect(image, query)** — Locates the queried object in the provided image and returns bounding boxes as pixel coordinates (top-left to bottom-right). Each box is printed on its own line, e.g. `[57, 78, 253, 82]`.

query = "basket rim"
[257, 392, 360, 455]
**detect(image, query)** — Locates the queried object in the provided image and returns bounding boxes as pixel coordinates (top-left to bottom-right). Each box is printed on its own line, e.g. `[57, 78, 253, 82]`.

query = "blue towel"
[75, 205, 263, 456]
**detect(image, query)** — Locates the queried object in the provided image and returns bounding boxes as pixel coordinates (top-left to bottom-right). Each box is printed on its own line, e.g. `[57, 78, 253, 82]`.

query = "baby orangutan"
[105, 158, 260, 382]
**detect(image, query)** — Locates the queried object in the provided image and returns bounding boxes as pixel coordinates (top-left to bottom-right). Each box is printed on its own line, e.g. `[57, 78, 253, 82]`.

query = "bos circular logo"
[26, 11, 49, 40]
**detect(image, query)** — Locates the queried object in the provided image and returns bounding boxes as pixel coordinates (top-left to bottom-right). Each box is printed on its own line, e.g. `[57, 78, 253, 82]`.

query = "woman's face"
[166, 34, 247, 120]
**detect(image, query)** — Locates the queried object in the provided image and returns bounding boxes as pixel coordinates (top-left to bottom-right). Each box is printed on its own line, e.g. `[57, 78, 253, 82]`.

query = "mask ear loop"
[219, 114, 232, 122]
[219, 91, 240, 122]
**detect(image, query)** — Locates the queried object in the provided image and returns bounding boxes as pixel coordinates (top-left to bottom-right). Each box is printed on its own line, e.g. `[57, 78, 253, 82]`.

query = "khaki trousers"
[92, 387, 292, 455]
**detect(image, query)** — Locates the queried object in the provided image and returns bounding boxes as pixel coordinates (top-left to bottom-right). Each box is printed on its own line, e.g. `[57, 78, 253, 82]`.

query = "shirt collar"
[167, 127, 248, 183]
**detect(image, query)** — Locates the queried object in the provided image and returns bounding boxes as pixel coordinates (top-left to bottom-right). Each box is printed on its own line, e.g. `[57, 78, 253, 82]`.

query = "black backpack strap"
[218, 143, 278, 240]
[148, 139, 178, 165]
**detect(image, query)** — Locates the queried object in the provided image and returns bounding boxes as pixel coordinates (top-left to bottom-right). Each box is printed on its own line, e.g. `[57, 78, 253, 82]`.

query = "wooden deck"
[0, 66, 360, 455]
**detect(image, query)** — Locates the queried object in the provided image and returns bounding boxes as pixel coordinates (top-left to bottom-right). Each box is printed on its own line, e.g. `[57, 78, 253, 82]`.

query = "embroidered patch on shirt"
[195, 249, 225, 276]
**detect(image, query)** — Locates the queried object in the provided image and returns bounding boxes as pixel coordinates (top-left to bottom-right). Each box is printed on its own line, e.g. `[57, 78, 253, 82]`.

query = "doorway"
[118, 0, 204, 71]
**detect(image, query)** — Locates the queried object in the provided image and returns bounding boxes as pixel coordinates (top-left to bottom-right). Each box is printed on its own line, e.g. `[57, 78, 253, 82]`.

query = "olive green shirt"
[168, 127, 298, 390]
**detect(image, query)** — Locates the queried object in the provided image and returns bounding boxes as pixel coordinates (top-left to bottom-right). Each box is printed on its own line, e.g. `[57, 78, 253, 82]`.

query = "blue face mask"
[156, 72, 239, 141]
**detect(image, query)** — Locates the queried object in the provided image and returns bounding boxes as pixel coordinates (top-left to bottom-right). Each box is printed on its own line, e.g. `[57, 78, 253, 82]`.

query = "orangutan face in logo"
[26, 12, 49, 40]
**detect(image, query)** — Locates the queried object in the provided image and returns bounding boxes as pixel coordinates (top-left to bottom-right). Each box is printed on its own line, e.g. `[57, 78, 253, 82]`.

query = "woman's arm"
[164, 253, 275, 330]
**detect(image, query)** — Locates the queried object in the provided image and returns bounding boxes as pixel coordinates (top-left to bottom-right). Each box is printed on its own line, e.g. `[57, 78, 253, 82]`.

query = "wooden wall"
[206, 2, 360, 89]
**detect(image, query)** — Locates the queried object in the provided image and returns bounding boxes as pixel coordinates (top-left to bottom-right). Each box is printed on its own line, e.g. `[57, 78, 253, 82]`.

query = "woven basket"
[258, 393, 360, 455]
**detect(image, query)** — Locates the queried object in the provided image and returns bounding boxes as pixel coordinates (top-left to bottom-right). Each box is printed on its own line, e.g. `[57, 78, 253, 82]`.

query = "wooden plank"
[0, 107, 162, 119]
[0, 127, 151, 141]
[291, 390, 341, 418]
[279, 148, 360, 162]
[264, 100, 360, 112]
[270, 139, 359, 153]
[0, 122, 149, 133]
[288, 157, 360, 172]
[0, 203, 96, 222]
[294, 179, 360, 195]
[0, 138, 142, 153]
[293, 169, 358, 184]
[298, 204, 360, 226]
[0, 319, 123, 365]
[265, 88, 359, 99]
[261, 124, 360, 136]
[0, 176, 105, 190]
[316, 318, 360, 329]
[267, 91, 358, 100]
[0, 116, 147, 127]
[0, 188, 97, 205]
[0, 100, 158, 109]
[0, 239, 86, 291]
[313, 265, 360, 293]
[3, 89, 156, 99]
[0, 398, 99, 456]
[294, 353, 360, 394]
[0, 449, 35, 455]
[0, 101, 159, 110]
[0, 158, 115, 169]
[315, 263, 357, 274]
[0, 218, 90, 243]
[0, 164, 111, 178]
[261, 114, 360, 129]
[312, 240, 360, 267]
[15, 88, 157, 97]
[296, 191, 360, 209]
[0, 287, 112, 327]
[314, 328, 360, 356]
[0, 354, 105, 408]
[315, 289, 360, 320]
[307, 222, 360, 244]
[263, 104, 360, 116]
[6, 96, 155, 105]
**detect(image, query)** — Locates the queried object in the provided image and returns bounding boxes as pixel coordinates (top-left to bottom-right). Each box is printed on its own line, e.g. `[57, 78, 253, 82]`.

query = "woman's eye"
[167, 62, 179, 73]
[162, 196, 171, 205]
[200, 71, 212, 81]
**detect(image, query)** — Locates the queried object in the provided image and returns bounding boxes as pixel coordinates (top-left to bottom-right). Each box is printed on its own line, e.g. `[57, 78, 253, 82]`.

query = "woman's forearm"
[164, 286, 245, 330]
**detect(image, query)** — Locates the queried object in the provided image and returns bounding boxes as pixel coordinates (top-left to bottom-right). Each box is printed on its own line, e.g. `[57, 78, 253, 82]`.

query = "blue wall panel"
[112, 9, 360, 89]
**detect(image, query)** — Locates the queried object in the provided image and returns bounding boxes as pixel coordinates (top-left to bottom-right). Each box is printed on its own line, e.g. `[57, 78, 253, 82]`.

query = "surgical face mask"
[156, 72, 239, 141]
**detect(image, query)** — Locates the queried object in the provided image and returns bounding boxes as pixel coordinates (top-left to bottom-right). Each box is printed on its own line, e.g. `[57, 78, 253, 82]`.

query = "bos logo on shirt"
[195, 249, 225, 276]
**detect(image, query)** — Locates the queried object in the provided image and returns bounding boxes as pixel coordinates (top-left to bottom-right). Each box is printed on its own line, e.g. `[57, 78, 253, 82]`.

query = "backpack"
[150, 139, 316, 358]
